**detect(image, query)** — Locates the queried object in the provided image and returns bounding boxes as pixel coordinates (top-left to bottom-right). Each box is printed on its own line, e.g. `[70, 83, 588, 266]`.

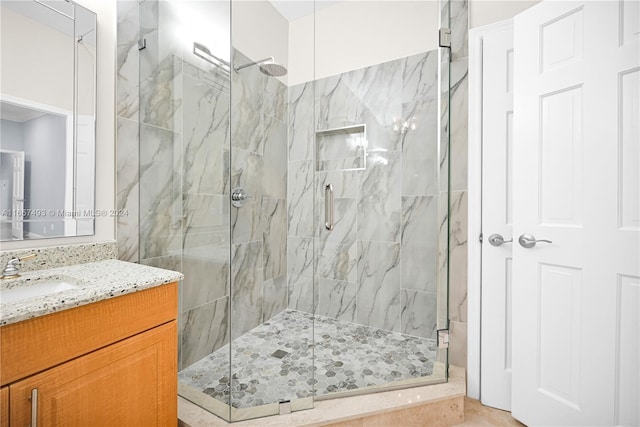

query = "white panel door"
[512, 1, 639, 426]
[480, 22, 515, 412]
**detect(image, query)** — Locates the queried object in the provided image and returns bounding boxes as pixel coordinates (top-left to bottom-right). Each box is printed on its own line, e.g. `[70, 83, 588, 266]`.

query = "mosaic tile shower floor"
[178, 310, 438, 408]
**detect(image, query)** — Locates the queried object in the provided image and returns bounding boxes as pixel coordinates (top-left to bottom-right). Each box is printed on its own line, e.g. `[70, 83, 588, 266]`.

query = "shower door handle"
[325, 184, 334, 231]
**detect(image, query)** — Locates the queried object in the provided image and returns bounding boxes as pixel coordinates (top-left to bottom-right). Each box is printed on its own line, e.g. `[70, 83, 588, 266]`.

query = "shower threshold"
[179, 310, 439, 409]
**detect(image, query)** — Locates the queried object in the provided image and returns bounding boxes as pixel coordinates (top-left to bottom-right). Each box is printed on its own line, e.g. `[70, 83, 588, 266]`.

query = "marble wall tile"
[181, 296, 230, 369]
[317, 278, 356, 322]
[182, 254, 229, 312]
[315, 170, 359, 199]
[183, 73, 230, 196]
[231, 241, 264, 339]
[437, 191, 450, 331]
[402, 51, 439, 103]
[139, 123, 182, 259]
[450, 0, 469, 61]
[357, 241, 401, 332]
[262, 275, 287, 322]
[401, 196, 438, 293]
[116, 117, 139, 262]
[401, 290, 437, 340]
[316, 60, 402, 153]
[263, 198, 287, 280]
[139, 40, 183, 130]
[439, 48, 451, 195]
[116, 1, 139, 119]
[357, 151, 401, 243]
[288, 160, 314, 237]
[450, 58, 469, 192]
[231, 49, 264, 154]
[288, 276, 316, 314]
[315, 198, 357, 282]
[289, 82, 314, 162]
[449, 191, 468, 324]
[183, 194, 229, 231]
[401, 100, 439, 196]
[448, 320, 467, 368]
[287, 236, 314, 313]
[230, 148, 264, 243]
[262, 116, 287, 199]
[287, 236, 314, 284]
[264, 77, 287, 122]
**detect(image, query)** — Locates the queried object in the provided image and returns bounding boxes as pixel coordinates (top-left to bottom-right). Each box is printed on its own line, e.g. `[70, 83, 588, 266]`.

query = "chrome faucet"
[1, 253, 37, 279]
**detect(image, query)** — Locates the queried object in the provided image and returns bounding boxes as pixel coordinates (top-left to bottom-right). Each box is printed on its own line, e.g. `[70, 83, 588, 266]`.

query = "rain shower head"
[234, 57, 288, 77]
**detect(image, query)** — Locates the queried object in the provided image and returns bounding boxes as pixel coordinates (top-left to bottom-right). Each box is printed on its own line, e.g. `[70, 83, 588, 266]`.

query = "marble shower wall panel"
[401, 196, 438, 293]
[357, 240, 401, 332]
[139, 0, 183, 132]
[231, 50, 264, 154]
[401, 289, 438, 339]
[358, 150, 402, 243]
[450, 59, 469, 193]
[447, 0, 469, 368]
[263, 198, 287, 281]
[315, 61, 403, 153]
[262, 275, 287, 322]
[262, 116, 287, 199]
[139, 123, 183, 260]
[116, 1, 141, 262]
[181, 296, 230, 369]
[231, 241, 264, 340]
[449, 191, 468, 324]
[117, 1, 140, 120]
[287, 236, 315, 312]
[230, 148, 265, 244]
[317, 278, 356, 322]
[450, 0, 469, 61]
[289, 83, 315, 162]
[116, 117, 139, 262]
[182, 73, 230, 197]
[288, 160, 314, 237]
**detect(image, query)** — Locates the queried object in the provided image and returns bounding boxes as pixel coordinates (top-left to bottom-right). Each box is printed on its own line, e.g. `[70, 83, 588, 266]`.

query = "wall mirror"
[0, 0, 96, 241]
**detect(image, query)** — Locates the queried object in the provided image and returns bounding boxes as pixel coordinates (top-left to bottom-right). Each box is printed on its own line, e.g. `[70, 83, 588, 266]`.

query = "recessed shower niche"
[315, 124, 367, 171]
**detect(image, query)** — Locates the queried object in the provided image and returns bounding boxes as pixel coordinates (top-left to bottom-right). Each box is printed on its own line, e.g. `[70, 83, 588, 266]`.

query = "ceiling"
[270, 0, 342, 21]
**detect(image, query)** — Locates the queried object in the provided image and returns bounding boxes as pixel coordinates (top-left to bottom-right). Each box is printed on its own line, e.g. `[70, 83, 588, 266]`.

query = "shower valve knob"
[231, 187, 252, 208]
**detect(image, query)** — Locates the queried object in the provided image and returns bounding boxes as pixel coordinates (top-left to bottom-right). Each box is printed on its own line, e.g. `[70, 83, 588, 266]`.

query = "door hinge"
[439, 28, 451, 48]
[479, 232, 483, 243]
[437, 329, 449, 349]
[138, 38, 147, 51]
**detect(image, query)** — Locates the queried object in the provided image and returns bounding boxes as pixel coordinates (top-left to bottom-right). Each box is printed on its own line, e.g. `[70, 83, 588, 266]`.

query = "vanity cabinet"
[0, 282, 178, 426]
[1, 387, 8, 427]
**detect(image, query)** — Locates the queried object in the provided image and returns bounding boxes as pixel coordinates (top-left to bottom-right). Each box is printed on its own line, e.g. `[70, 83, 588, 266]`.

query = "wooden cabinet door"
[1, 386, 8, 427]
[10, 321, 177, 427]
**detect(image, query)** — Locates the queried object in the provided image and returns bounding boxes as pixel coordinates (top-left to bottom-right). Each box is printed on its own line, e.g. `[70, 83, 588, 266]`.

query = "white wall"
[1, 0, 115, 250]
[0, 6, 74, 111]
[288, 0, 440, 86]
[233, 0, 290, 85]
[469, 0, 540, 28]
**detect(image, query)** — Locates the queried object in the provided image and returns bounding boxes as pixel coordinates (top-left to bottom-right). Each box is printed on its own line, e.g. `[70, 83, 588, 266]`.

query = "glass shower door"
[307, 3, 451, 398]
[227, 1, 315, 421]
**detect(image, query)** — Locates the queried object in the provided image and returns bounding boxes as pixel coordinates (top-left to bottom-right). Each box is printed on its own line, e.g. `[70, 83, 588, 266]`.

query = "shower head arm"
[234, 57, 274, 72]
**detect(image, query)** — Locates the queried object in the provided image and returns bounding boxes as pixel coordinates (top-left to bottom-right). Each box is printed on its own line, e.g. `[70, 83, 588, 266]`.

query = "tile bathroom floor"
[179, 309, 438, 408]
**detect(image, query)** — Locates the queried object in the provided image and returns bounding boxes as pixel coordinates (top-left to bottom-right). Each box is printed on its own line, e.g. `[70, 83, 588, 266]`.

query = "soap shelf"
[315, 124, 367, 172]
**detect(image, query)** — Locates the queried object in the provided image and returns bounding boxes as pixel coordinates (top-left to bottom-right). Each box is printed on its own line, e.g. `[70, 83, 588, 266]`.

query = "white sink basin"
[1, 280, 80, 304]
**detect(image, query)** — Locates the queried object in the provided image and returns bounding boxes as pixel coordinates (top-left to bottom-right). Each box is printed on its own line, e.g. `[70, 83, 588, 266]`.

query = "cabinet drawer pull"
[30, 388, 38, 427]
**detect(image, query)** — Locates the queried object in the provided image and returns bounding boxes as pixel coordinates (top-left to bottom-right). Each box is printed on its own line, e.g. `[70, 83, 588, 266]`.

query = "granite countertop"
[0, 259, 183, 326]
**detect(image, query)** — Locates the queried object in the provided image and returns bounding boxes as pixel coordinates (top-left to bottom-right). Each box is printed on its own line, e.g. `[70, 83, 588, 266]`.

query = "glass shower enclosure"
[136, 0, 451, 422]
